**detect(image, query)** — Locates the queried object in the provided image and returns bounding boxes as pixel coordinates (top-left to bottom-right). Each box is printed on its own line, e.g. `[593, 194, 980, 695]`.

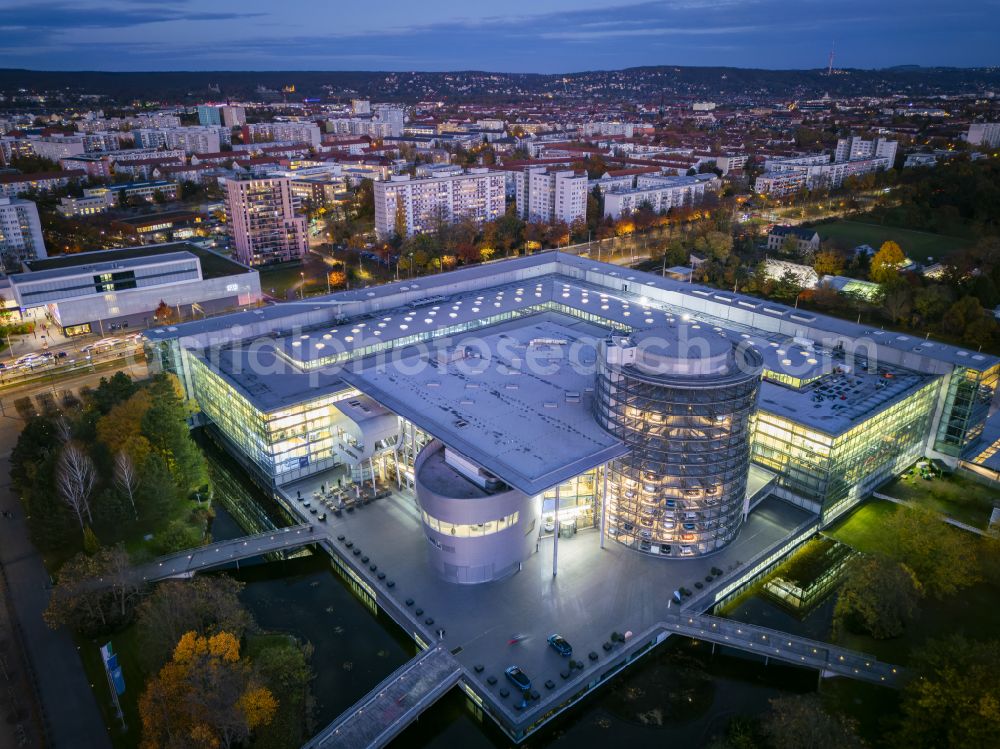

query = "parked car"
[505, 666, 531, 692]
[547, 634, 572, 657]
[317, 512, 327, 522]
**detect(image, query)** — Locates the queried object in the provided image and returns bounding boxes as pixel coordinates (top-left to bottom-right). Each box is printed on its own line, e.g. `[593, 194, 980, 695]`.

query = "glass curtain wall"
[752, 379, 939, 522]
[935, 363, 1000, 456]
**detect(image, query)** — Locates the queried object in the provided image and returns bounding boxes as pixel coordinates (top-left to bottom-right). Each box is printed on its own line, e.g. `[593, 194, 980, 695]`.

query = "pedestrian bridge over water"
[662, 611, 906, 686]
[302, 645, 463, 749]
[129, 523, 316, 583]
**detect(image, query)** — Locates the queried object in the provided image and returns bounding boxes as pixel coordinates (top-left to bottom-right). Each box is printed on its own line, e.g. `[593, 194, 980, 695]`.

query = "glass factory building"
[146, 252, 999, 579]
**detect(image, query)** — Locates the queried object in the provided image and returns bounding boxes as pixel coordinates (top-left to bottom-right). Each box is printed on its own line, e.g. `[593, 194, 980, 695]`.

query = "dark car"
[505, 665, 531, 692]
[547, 634, 572, 657]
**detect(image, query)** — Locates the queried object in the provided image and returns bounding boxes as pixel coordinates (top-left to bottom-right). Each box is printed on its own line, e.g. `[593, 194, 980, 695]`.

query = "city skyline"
[1, 0, 997, 73]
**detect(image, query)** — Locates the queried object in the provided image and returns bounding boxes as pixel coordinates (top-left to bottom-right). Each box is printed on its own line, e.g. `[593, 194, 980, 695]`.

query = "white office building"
[0, 197, 46, 270]
[515, 167, 588, 225]
[374, 168, 505, 239]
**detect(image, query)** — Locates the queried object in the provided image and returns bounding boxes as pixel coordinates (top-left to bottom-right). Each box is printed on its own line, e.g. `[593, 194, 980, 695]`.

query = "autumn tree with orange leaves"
[139, 631, 277, 749]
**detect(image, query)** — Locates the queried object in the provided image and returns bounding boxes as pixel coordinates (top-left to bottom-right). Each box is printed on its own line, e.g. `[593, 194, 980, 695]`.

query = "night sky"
[0, 0, 995, 72]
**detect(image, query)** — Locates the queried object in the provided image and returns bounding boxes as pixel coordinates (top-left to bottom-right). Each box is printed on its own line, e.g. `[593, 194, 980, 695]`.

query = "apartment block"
[0, 197, 46, 270]
[515, 167, 587, 224]
[834, 136, 898, 165]
[225, 176, 308, 266]
[602, 175, 708, 218]
[134, 126, 226, 154]
[373, 168, 505, 239]
[244, 122, 321, 148]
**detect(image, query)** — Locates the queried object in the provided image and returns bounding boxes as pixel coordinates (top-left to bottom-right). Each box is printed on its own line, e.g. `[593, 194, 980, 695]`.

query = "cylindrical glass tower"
[595, 325, 763, 557]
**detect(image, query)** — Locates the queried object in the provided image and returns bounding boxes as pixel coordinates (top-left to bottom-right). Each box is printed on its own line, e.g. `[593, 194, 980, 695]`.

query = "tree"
[141, 374, 209, 496]
[898, 636, 1000, 749]
[45, 545, 144, 636]
[878, 507, 982, 597]
[89, 372, 137, 415]
[693, 230, 733, 262]
[834, 556, 922, 639]
[135, 576, 253, 673]
[114, 451, 140, 521]
[813, 249, 844, 277]
[760, 694, 864, 749]
[139, 631, 277, 749]
[881, 282, 913, 325]
[392, 199, 408, 244]
[870, 240, 905, 283]
[98, 389, 153, 467]
[57, 442, 96, 533]
[154, 300, 177, 325]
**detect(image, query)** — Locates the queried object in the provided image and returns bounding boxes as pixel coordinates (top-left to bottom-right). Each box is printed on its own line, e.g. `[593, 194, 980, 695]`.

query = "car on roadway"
[505, 665, 531, 692]
[547, 634, 572, 657]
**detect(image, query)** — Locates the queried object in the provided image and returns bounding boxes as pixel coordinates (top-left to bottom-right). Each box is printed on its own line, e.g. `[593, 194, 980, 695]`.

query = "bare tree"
[57, 443, 96, 531]
[54, 415, 73, 443]
[113, 450, 139, 521]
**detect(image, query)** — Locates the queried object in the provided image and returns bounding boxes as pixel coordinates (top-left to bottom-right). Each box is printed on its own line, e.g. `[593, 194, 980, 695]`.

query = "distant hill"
[1, 66, 998, 105]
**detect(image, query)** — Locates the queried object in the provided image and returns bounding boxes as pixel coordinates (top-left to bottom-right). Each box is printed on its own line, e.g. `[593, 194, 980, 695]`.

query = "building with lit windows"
[145, 252, 1000, 580]
[0, 196, 46, 271]
[225, 176, 308, 266]
[373, 168, 505, 239]
[9, 242, 261, 336]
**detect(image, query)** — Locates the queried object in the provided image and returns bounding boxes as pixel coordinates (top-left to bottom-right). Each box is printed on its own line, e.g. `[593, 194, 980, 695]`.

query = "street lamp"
[299, 271, 305, 300]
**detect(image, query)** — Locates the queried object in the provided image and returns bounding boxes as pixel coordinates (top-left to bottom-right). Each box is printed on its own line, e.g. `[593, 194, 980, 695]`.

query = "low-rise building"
[766, 226, 821, 254]
[10, 242, 261, 335]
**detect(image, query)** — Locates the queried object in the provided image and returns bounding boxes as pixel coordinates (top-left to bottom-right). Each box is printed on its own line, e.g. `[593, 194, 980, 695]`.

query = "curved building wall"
[415, 440, 541, 584]
[595, 332, 763, 557]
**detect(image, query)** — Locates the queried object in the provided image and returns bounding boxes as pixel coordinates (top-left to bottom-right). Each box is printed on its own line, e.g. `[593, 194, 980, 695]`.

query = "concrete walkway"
[0, 418, 112, 748]
[662, 611, 905, 687]
[126, 523, 315, 584]
[304, 645, 462, 749]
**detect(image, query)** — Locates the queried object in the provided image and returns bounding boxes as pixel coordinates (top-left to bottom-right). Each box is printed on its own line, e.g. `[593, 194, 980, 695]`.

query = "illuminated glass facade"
[752, 378, 939, 523]
[595, 332, 763, 557]
[540, 469, 598, 534]
[186, 352, 362, 482]
[934, 363, 1000, 456]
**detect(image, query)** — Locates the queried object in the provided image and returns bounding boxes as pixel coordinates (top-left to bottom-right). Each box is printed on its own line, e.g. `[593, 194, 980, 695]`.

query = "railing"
[662, 611, 905, 686]
[302, 645, 462, 749]
[123, 523, 315, 585]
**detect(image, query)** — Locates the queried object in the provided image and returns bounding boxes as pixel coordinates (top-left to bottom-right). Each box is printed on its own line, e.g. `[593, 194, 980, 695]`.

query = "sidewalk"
[0, 418, 112, 749]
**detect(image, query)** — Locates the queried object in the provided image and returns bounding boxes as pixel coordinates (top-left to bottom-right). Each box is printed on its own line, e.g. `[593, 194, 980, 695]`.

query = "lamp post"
[299, 271, 305, 300]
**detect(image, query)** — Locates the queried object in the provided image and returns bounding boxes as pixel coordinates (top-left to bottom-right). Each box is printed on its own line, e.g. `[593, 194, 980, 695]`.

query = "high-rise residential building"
[0, 197, 46, 270]
[197, 105, 222, 127]
[515, 167, 588, 225]
[225, 176, 308, 266]
[372, 105, 405, 137]
[373, 168, 506, 239]
[834, 136, 898, 165]
[351, 99, 371, 115]
[219, 105, 246, 128]
[967, 122, 1000, 147]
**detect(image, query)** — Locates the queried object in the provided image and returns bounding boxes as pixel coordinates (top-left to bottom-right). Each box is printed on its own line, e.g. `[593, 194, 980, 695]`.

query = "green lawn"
[882, 471, 999, 529]
[810, 220, 972, 263]
[825, 500, 900, 554]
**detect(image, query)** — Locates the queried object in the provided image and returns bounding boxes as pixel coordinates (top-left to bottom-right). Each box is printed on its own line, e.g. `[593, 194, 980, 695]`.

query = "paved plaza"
[281, 473, 816, 732]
